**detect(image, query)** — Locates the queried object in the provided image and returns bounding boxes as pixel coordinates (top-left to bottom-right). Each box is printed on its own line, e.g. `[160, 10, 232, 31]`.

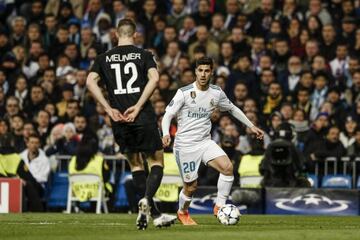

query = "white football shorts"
[173, 140, 226, 183]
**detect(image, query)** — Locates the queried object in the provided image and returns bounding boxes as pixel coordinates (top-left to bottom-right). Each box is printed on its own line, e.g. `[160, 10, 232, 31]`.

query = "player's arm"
[124, 67, 159, 122]
[218, 89, 264, 139]
[161, 110, 176, 147]
[161, 89, 185, 147]
[86, 72, 125, 122]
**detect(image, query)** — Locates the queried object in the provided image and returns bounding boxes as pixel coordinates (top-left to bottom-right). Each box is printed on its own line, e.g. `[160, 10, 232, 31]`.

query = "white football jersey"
[165, 82, 234, 149]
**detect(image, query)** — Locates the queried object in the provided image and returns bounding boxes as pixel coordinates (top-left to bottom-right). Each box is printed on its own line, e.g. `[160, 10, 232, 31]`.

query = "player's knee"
[184, 181, 197, 195]
[222, 162, 233, 176]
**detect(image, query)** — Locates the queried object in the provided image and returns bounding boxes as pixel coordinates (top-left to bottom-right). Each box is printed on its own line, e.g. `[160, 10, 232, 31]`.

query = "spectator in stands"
[267, 111, 283, 139]
[304, 112, 329, 156]
[191, 0, 212, 29]
[20, 133, 50, 187]
[24, 85, 47, 120]
[307, 125, 346, 173]
[58, 99, 80, 123]
[232, 82, 249, 109]
[0, 86, 5, 117]
[0, 133, 44, 211]
[340, 115, 357, 149]
[278, 55, 302, 100]
[9, 114, 26, 152]
[310, 72, 329, 121]
[188, 25, 219, 62]
[13, 75, 28, 109]
[45, 122, 79, 156]
[347, 125, 360, 158]
[97, 114, 116, 155]
[289, 108, 310, 149]
[306, 0, 332, 25]
[262, 82, 283, 117]
[225, 54, 255, 100]
[210, 13, 230, 44]
[321, 24, 337, 61]
[4, 96, 22, 121]
[345, 69, 360, 104]
[35, 109, 51, 147]
[74, 114, 96, 139]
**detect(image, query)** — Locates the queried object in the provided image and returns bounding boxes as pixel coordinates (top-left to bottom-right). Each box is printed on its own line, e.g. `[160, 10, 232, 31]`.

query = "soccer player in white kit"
[161, 57, 264, 225]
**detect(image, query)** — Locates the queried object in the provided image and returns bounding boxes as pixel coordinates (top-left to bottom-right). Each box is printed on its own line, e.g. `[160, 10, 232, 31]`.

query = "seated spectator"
[347, 125, 360, 158]
[307, 125, 346, 174]
[289, 109, 310, 149]
[9, 114, 26, 152]
[20, 134, 50, 187]
[45, 122, 79, 156]
[304, 112, 329, 158]
[97, 114, 116, 155]
[310, 72, 329, 121]
[340, 115, 357, 149]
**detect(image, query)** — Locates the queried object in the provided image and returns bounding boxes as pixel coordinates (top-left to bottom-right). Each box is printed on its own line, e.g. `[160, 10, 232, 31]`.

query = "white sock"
[216, 174, 234, 207]
[178, 189, 192, 212]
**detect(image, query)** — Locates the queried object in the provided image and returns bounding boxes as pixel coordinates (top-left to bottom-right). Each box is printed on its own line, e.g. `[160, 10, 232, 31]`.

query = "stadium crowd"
[0, 0, 360, 192]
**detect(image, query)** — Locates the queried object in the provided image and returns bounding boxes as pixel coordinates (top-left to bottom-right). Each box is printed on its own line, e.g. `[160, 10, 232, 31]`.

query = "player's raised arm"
[218, 89, 264, 140]
[86, 71, 125, 122]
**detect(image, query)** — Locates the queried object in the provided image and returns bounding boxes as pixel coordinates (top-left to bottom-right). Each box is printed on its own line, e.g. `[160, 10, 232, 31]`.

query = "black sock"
[132, 170, 146, 199]
[145, 165, 163, 218]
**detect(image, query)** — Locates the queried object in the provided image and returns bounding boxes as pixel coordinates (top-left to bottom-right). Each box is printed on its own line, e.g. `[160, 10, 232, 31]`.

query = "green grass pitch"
[0, 214, 359, 240]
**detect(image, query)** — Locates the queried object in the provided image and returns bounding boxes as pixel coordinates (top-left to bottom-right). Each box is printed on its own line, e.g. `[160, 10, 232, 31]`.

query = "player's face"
[195, 64, 212, 88]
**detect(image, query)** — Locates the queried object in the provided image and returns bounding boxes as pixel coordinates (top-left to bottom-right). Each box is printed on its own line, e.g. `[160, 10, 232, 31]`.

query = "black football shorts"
[113, 123, 163, 154]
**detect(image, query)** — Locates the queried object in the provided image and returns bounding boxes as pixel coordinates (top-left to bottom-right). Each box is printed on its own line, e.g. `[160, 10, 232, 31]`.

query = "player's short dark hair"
[195, 57, 214, 69]
[117, 18, 136, 37]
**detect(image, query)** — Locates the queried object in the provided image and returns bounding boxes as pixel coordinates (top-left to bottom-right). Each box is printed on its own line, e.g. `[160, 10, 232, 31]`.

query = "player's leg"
[127, 152, 146, 198]
[178, 180, 197, 213]
[146, 150, 164, 218]
[146, 149, 177, 227]
[174, 148, 201, 225]
[126, 152, 150, 230]
[203, 141, 234, 216]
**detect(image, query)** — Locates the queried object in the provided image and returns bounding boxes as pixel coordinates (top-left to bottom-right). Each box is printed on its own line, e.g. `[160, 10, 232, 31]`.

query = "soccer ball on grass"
[217, 204, 241, 225]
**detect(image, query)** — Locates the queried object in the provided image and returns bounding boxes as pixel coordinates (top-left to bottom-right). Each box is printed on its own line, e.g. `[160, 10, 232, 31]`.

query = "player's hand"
[250, 126, 264, 140]
[105, 107, 126, 122]
[124, 105, 141, 122]
[162, 135, 171, 147]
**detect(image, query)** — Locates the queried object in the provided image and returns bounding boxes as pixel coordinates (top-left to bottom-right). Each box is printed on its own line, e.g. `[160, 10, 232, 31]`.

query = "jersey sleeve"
[144, 50, 157, 71]
[165, 89, 184, 114]
[90, 55, 102, 75]
[218, 89, 235, 112]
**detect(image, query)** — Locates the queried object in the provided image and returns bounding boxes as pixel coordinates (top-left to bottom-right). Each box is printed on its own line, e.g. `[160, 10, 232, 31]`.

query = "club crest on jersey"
[210, 98, 215, 106]
[190, 91, 196, 104]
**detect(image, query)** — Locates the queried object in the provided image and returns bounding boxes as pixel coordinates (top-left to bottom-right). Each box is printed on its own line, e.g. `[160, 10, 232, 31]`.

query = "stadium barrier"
[44, 155, 360, 215]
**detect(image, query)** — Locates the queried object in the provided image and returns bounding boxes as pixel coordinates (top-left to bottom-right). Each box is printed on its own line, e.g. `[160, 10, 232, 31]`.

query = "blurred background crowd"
[0, 0, 360, 190]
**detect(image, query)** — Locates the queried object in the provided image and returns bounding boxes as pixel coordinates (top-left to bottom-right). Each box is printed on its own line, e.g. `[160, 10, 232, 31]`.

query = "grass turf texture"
[0, 214, 359, 240]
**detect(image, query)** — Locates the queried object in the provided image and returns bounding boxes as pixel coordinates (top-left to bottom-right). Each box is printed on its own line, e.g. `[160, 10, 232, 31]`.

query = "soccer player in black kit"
[86, 19, 176, 230]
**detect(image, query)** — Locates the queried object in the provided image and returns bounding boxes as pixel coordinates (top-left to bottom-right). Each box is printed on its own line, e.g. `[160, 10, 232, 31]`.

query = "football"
[217, 204, 241, 225]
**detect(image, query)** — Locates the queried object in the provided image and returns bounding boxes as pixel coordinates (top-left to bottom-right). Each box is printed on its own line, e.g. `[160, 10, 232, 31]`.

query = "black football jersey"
[90, 45, 157, 124]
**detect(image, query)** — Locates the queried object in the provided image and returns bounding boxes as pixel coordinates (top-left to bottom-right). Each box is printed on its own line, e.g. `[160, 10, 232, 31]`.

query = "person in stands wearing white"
[20, 133, 50, 187]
